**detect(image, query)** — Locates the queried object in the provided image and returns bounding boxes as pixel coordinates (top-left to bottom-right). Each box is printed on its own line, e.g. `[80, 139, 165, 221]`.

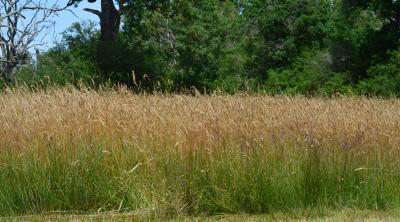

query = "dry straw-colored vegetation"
[2, 87, 399, 148]
[1, 88, 400, 217]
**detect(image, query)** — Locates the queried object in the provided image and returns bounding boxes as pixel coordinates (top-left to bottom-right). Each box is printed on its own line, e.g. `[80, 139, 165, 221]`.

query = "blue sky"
[43, 0, 101, 49]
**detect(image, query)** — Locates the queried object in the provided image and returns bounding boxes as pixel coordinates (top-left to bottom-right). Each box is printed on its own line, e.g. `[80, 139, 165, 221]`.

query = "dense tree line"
[7, 0, 400, 96]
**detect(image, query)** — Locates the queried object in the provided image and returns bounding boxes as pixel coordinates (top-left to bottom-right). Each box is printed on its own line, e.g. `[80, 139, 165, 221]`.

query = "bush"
[355, 48, 400, 97]
[265, 49, 352, 96]
[14, 46, 98, 88]
[320, 73, 353, 96]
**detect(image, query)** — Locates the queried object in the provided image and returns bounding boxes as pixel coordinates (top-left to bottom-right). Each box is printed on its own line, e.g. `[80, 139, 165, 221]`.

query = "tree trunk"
[100, 0, 120, 42]
[1, 46, 17, 82]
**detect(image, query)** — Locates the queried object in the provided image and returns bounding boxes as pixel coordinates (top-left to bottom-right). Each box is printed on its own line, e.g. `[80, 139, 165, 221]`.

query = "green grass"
[1, 139, 400, 218]
[4, 209, 400, 221]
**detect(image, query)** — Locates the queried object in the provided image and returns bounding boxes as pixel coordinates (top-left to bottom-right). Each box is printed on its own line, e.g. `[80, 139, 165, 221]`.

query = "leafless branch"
[0, 0, 66, 81]
[83, 8, 101, 17]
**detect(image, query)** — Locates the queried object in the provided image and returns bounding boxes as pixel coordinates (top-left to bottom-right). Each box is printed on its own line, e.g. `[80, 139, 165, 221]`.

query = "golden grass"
[1, 87, 399, 150]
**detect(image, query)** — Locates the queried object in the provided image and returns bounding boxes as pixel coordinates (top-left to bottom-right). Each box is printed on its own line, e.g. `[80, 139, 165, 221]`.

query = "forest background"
[3, 0, 400, 97]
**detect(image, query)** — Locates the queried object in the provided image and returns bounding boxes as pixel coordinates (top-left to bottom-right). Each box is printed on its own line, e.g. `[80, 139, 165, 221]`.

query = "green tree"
[356, 48, 400, 97]
[329, 0, 400, 82]
[124, 0, 247, 91]
[242, 0, 332, 78]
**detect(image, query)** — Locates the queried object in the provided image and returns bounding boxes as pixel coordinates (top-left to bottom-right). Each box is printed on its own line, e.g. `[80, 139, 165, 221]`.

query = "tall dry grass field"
[1, 88, 400, 217]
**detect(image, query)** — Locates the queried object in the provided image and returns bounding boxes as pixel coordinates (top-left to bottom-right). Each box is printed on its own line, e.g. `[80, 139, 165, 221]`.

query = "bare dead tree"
[0, 0, 66, 82]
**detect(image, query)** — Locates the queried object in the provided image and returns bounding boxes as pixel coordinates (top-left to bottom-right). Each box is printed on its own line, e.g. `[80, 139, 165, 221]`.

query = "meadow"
[1, 88, 400, 219]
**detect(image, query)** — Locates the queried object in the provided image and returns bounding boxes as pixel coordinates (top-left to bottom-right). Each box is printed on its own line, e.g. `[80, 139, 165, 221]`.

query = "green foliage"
[6, 0, 400, 96]
[265, 49, 352, 96]
[16, 47, 96, 87]
[329, 0, 399, 82]
[356, 48, 400, 97]
[171, 1, 246, 89]
[123, 0, 248, 90]
[0, 79, 6, 90]
[14, 22, 99, 87]
[243, 0, 332, 77]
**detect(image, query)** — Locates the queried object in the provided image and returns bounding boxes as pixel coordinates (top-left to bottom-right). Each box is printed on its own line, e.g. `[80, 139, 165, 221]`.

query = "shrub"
[356, 48, 400, 97]
[265, 49, 352, 96]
